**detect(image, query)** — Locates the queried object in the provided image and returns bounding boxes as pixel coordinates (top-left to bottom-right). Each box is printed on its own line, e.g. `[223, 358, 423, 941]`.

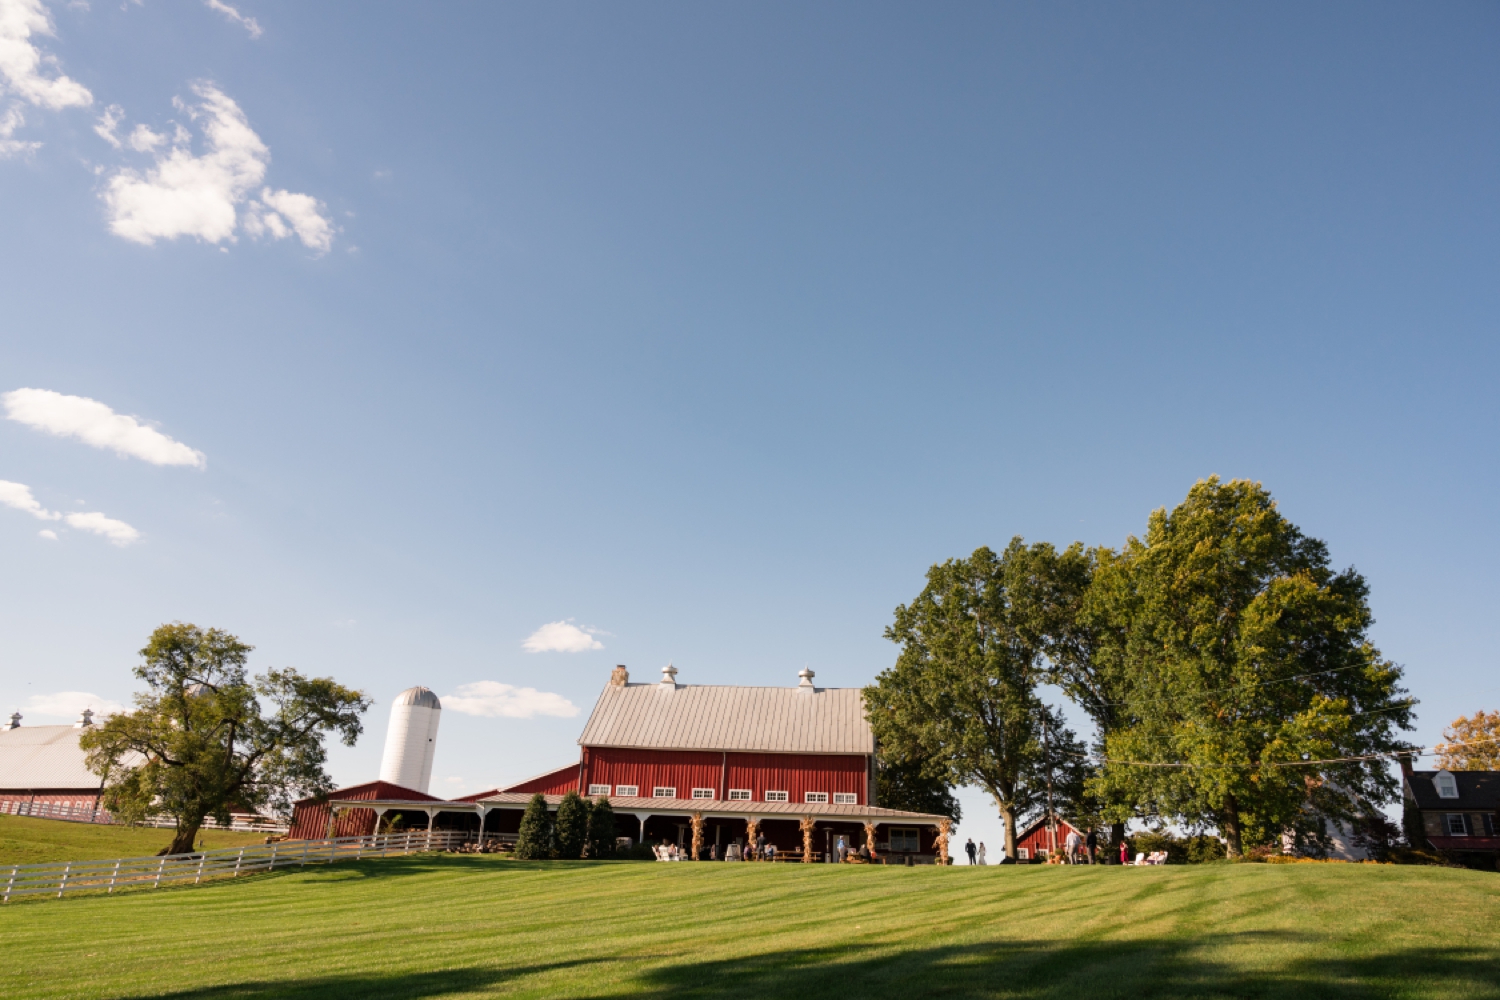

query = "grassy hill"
[0, 814, 267, 866]
[2, 854, 1497, 1000]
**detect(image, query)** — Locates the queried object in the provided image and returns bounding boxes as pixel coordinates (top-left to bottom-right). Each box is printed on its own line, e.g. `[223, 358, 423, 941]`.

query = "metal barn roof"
[0, 724, 138, 791]
[577, 679, 875, 755]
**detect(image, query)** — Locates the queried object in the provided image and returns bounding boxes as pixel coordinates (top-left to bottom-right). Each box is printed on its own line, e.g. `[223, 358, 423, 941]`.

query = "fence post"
[195, 852, 207, 884]
[154, 855, 166, 889]
[108, 859, 121, 894]
[56, 863, 72, 898]
[269, 842, 279, 874]
[4, 864, 17, 903]
[233, 847, 245, 877]
[301, 839, 311, 867]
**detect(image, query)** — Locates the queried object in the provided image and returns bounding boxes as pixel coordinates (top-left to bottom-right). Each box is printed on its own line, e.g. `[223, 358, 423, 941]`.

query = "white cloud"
[245, 187, 333, 252]
[0, 479, 61, 519]
[0, 102, 37, 156]
[99, 82, 333, 252]
[38, 528, 56, 539]
[0, 0, 92, 111]
[442, 681, 580, 719]
[203, 0, 260, 38]
[25, 690, 126, 719]
[64, 510, 139, 545]
[3, 387, 206, 467]
[522, 620, 604, 653]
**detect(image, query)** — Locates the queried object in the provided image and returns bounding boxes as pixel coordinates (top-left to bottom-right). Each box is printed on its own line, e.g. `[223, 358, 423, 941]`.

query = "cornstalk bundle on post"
[863, 821, 878, 859]
[745, 817, 760, 860]
[800, 816, 816, 863]
[935, 818, 952, 865]
[690, 812, 705, 861]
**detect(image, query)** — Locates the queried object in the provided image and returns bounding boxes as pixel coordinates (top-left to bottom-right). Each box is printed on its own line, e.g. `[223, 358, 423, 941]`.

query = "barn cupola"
[660, 663, 678, 687]
[798, 667, 816, 690]
[74, 708, 94, 728]
[6, 711, 19, 730]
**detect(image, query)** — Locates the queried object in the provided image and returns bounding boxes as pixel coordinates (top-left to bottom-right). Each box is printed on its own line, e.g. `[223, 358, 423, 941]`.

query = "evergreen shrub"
[555, 791, 588, 860]
[515, 793, 555, 860]
[585, 796, 617, 859]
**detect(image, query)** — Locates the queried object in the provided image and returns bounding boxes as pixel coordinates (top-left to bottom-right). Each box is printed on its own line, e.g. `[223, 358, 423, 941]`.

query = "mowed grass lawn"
[4, 853, 1498, 1000]
[0, 815, 265, 865]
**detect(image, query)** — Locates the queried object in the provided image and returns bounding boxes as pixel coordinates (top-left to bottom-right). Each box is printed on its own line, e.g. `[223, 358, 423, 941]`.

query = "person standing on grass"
[756, 831, 766, 859]
[966, 838, 977, 864]
[1085, 827, 1099, 865]
[1119, 840, 1129, 865]
[977, 842, 987, 865]
[1065, 827, 1081, 865]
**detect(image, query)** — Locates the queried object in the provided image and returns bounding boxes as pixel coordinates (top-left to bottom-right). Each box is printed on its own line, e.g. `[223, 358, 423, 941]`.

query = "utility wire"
[1077, 734, 1500, 770]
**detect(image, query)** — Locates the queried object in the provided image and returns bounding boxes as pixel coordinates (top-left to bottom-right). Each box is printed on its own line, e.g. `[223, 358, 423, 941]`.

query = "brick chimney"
[610, 665, 629, 686]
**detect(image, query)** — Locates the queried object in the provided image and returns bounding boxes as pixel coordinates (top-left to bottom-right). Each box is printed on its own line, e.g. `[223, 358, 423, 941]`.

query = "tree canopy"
[1436, 710, 1500, 770]
[80, 623, 370, 855]
[1088, 478, 1414, 856]
[865, 543, 1084, 858]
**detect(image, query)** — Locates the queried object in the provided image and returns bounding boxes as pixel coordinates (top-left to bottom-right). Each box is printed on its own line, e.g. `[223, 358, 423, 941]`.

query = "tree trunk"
[1001, 805, 1018, 859]
[167, 819, 203, 856]
[1110, 821, 1126, 863]
[1222, 796, 1243, 858]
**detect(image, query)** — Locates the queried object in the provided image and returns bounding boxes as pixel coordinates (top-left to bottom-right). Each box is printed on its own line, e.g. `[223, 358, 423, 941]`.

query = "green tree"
[874, 752, 961, 821]
[514, 793, 554, 860]
[866, 544, 1084, 859]
[554, 790, 588, 860]
[79, 623, 369, 856]
[1090, 478, 1414, 857]
[1436, 710, 1500, 770]
[585, 796, 617, 859]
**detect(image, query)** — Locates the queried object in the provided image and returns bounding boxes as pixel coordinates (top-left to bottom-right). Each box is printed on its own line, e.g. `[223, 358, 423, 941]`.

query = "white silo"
[378, 686, 442, 794]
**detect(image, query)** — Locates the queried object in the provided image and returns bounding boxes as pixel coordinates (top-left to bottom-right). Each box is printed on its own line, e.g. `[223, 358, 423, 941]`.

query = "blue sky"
[1, 1, 1496, 849]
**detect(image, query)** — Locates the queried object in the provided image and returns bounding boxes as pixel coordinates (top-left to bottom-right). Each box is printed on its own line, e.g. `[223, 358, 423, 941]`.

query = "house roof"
[1406, 770, 1500, 811]
[577, 680, 874, 755]
[0, 724, 140, 792]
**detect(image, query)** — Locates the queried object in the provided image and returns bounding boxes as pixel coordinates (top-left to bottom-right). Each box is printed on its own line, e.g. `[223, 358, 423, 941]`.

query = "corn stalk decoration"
[745, 817, 760, 860]
[800, 816, 816, 863]
[935, 818, 952, 864]
[690, 812, 705, 861]
[864, 821, 878, 859]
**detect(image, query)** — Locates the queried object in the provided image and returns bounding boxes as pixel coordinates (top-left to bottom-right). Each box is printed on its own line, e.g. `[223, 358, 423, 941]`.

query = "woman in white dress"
[977, 843, 987, 865]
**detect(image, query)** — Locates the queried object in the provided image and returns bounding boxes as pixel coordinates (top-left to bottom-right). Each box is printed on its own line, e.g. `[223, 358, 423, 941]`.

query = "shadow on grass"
[111, 935, 1500, 1000]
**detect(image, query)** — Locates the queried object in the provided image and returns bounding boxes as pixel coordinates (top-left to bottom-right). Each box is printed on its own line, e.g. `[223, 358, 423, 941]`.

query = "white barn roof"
[577, 678, 875, 755]
[0, 724, 131, 791]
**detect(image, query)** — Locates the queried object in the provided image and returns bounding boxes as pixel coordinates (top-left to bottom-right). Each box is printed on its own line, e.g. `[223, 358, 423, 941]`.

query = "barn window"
[653, 787, 677, 798]
[1446, 814, 1470, 836]
[615, 785, 639, 797]
[804, 792, 829, 804]
[692, 788, 715, 799]
[728, 789, 751, 800]
[833, 793, 857, 805]
[1017, 848, 1030, 860]
[889, 828, 920, 852]
[765, 790, 789, 802]
[1435, 771, 1459, 799]
[587, 784, 611, 796]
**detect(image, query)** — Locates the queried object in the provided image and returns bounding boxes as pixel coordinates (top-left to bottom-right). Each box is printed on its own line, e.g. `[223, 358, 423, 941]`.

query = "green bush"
[555, 791, 588, 860]
[514, 793, 555, 860]
[1127, 831, 1227, 864]
[585, 796, 617, 859]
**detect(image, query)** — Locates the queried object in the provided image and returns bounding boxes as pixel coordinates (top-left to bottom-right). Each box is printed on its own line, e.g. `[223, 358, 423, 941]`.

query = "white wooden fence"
[1, 830, 468, 903]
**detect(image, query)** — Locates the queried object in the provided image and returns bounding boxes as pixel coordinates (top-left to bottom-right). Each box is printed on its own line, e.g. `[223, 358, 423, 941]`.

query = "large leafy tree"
[1435, 711, 1500, 770]
[80, 623, 370, 855]
[865, 544, 1084, 858]
[873, 752, 961, 821]
[1090, 478, 1414, 857]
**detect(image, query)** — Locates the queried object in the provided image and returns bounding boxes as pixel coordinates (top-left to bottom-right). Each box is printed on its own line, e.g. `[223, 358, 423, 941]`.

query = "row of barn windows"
[587, 783, 857, 805]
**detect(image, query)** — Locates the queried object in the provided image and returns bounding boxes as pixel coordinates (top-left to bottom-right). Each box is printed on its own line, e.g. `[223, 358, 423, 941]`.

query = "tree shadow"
[112, 960, 602, 999]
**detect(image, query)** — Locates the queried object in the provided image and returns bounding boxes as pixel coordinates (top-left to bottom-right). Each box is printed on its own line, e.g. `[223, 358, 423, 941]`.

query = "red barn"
[307, 664, 953, 860]
[1014, 816, 1084, 862]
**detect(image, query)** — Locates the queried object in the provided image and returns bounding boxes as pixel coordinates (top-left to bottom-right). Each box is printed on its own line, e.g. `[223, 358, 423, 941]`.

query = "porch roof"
[329, 793, 949, 825]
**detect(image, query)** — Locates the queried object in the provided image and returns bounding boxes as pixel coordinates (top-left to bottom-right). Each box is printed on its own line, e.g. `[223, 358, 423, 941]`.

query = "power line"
[1079, 734, 1500, 770]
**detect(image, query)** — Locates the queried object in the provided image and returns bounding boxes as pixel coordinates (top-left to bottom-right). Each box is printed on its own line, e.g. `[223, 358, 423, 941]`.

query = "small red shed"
[1014, 816, 1085, 862]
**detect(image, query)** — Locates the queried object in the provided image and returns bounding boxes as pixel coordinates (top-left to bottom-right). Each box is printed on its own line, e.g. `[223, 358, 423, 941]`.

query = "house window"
[1017, 848, 1030, 860]
[653, 787, 677, 798]
[889, 828, 920, 852]
[833, 793, 857, 805]
[1446, 814, 1470, 836]
[765, 790, 789, 802]
[805, 792, 829, 804]
[728, 789, 751, 801]
[1483, 814, 1497, 837]
[1435, 771, 1459, 799]
[692, 788, 715, 799]
[615, 785, 639, 797]
[587, 784, 611, 796]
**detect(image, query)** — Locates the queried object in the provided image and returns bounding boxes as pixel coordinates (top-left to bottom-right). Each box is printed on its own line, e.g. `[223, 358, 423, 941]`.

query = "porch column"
[325, 806, 340, 840]
[478, 806, 489, 845]
[633, 813, 651, 847]
[372, 807, 389, 839]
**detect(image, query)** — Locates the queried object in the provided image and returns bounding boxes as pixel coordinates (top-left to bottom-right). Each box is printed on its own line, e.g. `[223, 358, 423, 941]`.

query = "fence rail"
[1, 830, 467, 903]
[1, 799, 287, 833]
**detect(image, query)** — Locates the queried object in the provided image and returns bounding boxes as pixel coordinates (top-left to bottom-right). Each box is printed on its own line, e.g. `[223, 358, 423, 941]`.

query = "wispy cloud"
[3, 388, 206, 467]
[38, 528, 56, 539]
[203, 0, 261, 39]
[442, 681, 580, 719]
[0, 479, 140, 545]
[0, 0, 92, 157]
[99, 82, 334, 252]
[522, 620, 605, 653]
[24, 690, 126, 719]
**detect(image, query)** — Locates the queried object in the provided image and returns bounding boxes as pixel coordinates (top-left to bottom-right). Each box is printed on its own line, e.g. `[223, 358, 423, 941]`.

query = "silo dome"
[378, 686, 442, 794]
